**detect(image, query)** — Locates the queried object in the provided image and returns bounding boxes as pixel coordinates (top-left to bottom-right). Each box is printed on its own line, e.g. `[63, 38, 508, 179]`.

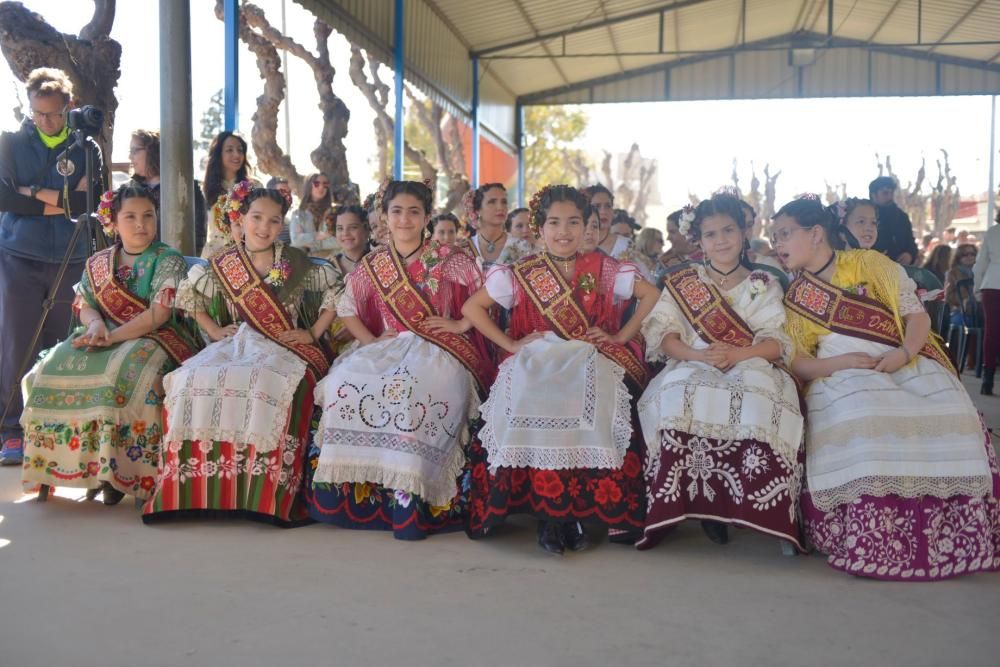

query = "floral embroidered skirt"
[465, 406, 646, 540]
[21, 337, 172, 498]
[305, 442, 470, 541]
[637, 429, 804, 551]
[142, 379, 314, 527]
[801, 431, 1000, 581]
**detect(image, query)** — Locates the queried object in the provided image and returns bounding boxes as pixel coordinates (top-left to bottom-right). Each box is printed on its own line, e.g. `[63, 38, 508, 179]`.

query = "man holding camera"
[0, 68, 103, 465]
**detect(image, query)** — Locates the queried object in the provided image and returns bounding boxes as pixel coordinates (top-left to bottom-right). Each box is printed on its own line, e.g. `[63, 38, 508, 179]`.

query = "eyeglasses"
[31, 106, 67, 122]
[771, 225, 807, 245]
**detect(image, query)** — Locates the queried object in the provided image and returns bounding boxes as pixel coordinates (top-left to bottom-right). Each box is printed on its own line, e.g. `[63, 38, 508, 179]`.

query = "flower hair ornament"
[276, 186, 292, 210]
[528, 184, 557, 233]
[96, 189, 116, 236]
[714, 185, 742, 199]
[461, 188, 477, 229]
[795, 192, 822, 202]
[371, 176, 392, 220]
[213, 180, 254, 235]
[833, 199, 848, 223]
[678, 204, 696, 238]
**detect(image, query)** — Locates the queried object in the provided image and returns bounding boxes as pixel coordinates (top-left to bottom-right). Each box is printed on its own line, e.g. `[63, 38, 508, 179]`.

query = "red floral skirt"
[466, 406, 646, 540]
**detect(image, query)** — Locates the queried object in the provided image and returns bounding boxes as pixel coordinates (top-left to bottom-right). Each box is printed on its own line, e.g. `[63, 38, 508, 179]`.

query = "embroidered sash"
[211, 244, 331, 378]
[513, 253, 648, 387]
[665, 266, 802, 392]
[664, 266, 756, 348]
[87, 247, 197, 365]
[784, 270, 955, 372]
[360, 245, 492, 393]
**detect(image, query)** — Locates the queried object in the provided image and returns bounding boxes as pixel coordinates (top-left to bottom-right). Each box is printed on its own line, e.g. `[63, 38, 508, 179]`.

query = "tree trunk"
[0, 0, 121, 175]
[216, 1, 354, 203]
[348, 46, 437, 185]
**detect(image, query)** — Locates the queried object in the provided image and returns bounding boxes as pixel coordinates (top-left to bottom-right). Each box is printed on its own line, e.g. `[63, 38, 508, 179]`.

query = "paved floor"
[1, 374, 998, 667]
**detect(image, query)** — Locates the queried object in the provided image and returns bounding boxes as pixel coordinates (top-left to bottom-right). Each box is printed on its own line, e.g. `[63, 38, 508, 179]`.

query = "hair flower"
[678, 205, 696, 238]
[96, 190, 116, 236]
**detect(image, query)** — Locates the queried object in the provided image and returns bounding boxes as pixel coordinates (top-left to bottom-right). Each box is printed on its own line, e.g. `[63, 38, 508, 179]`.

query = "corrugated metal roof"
[295, 0, 1000, 147]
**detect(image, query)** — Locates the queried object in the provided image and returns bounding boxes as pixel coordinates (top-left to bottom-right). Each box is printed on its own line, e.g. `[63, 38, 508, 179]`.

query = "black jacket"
[873, 203, 918, 262]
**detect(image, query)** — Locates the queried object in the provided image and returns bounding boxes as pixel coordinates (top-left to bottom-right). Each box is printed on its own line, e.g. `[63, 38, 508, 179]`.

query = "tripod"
[0, 129, 105, 454]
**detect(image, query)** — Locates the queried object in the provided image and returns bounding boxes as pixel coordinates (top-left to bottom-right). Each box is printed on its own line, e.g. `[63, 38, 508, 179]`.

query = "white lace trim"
[480, 359, 633, 473]
[313, 435, 467, 508]
[809, 474, 995, 513]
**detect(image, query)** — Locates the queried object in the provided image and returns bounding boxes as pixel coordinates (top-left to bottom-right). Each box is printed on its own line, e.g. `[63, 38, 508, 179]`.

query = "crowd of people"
[1, 68, 999, 582]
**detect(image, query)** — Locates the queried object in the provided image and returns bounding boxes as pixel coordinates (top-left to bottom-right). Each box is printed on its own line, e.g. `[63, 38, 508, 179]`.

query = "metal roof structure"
[295, 0, 1000, 155]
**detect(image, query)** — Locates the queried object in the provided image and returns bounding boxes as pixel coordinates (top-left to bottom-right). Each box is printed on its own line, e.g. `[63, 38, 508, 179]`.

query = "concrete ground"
[1, 374, 999, 667]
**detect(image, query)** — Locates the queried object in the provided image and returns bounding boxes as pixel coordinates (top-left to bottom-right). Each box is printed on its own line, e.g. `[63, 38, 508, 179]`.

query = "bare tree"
[599, 144, 657, 226]
[0, 0, 121, 166]
[214, 0, 354, 203]
[348, 46, 436, 185]
[406, 86, 469, 212]
[761, 164, 781, 229]
[931, 150, 960, 234]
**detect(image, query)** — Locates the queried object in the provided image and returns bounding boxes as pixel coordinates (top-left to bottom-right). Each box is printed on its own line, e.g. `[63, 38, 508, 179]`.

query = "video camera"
[67, 105, 104, 135]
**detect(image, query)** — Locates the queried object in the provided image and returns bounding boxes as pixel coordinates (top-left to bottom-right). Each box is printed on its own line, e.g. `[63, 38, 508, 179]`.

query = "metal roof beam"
[470, 0, 716, 57]
[510, 0, 570, 85]
[519, 31, 1000, 104]
[479, 38, 1000, 60]
[866, 0, 905, 43]
[927, 0, 986, 53]
[422, 0, 518, 100]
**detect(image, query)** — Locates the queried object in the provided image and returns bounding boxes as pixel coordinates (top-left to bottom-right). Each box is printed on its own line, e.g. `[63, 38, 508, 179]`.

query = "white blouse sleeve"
[175, 263, 210, 313]
[336, 273, 360, 318]
[897, 265, 924, 316]
[749, 279, 795, 364]
[640, 289, 687, 363]
[484, 264, 517, 310]
[613, 263, 639, 300]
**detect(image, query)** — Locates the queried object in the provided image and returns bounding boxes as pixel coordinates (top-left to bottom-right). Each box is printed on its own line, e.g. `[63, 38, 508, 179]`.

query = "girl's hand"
[208, 323, 239, 342]
[873, 347, 910, 374]
[423, 316, 470, 335]
[510, 331, 545, 354]
[584, 327, 613, 344]
[835, 352, 880, 372]
[73, 320, 110, 348]
[277, 328, 314, 346]
[698, 348, 728, 369]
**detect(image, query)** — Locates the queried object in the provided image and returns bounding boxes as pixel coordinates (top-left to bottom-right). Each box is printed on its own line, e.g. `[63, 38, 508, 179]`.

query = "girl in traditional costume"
[636, 193, 804, 551]
[583, 183, 655, 282]
[21, 184, 199, 504]
[143, 184, 337, 526]
[308, 180, 494, 540]
[775, 196, 1000, 580]
[832, 197, 943, 302]
[462, 185, 659, 554]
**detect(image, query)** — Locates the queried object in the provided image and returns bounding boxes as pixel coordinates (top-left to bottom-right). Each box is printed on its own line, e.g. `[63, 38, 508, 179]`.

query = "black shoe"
[102, 482, 125, 506]
[562, 521, 591, 552]
[701, 520, 729, 545]
[537, 520, 565, 555]
[981, 368, 995, 396]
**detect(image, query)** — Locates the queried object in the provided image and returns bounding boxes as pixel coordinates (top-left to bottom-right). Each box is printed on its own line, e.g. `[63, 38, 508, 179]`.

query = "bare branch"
[80, 0, 116, 41]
